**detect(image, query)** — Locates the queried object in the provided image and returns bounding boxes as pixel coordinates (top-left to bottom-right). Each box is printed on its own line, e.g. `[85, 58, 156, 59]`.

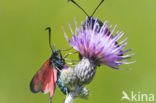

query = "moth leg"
[63, 51, 78, 58]
[59, 47, 73, 51]
[66, 62, 77, 65]
[64, 58, 79, 62]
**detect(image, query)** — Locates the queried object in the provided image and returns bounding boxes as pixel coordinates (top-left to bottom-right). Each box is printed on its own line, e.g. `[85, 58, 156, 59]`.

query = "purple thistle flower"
[63, 17, 135, 69]
[61, 17, 135, 103]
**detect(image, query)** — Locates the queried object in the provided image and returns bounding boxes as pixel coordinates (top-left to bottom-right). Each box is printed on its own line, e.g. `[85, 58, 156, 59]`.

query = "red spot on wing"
[30, 60, 57, 95]
[41, 65, 57, 94]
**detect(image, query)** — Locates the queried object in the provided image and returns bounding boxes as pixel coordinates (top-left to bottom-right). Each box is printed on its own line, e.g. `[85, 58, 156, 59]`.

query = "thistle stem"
[64, 92, 77, 103]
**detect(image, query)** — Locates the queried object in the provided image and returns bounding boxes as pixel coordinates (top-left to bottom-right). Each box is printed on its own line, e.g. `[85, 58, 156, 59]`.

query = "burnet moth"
[68, 0, 104, 31]
[30, 27, 70, 103]
[68, 0, 123, 60]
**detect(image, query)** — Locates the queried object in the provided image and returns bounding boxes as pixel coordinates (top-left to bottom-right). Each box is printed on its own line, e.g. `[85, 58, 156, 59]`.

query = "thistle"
[60, 67, 78, 90]
[64, 17, 135, 81]
[61, 17, 135, 103]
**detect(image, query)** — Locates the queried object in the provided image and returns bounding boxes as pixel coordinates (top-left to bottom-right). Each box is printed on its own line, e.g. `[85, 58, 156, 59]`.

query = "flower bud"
[60, 67, 78, 89]
[75, 58, 96, 85]
[79, 87, 89, 98]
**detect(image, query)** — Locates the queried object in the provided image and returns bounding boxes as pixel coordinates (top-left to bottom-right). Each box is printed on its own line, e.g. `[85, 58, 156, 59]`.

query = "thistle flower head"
[75, 57, 96, 85]
[78, 86, 89, 99]
[63, 17, 135, 69]
[60, 67, 78, 90]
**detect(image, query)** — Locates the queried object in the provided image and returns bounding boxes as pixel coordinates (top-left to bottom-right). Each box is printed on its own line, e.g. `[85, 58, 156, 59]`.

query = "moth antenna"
[45, 27, 54, 52]
[91, 0, 104, 17]
[68, 0, 89, 17]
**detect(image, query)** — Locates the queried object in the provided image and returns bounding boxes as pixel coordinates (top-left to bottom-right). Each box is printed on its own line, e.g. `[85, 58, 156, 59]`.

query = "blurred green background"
[0, 0, 156, 103]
